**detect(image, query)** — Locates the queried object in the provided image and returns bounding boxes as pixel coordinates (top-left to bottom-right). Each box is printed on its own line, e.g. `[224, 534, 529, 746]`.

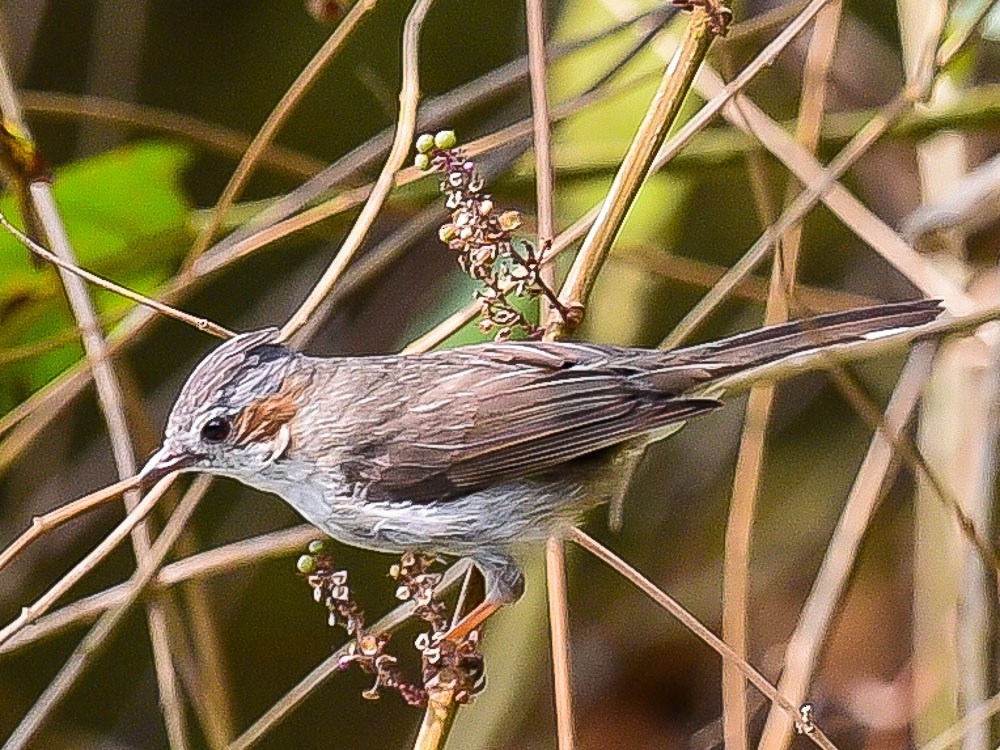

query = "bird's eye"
[201, 416, 231, 444]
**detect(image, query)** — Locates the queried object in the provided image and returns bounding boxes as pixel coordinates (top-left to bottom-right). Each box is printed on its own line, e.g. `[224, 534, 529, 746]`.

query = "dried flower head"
[298, 543, 484, 707]
[416, 130, 569, 340]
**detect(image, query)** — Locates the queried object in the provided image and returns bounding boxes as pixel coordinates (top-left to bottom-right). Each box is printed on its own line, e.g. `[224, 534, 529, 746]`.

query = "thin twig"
[526, 0, 556, 322]
[0, 474, 173, 649]
[413, 685, 458, 750]
[722, 6, 842, 748]
[278, 0, 438, 341]
[0, 474, 138, 575]
[546, 537, 575, 750]
[549, 3, 723, 336]
[3, 476, 211, 750]
[186, 0, 380, 262]
[919, 688, 1000, 750]
[935, 0, 999, 69]
[758, 345, 936, 750]
[207, 6, 666, 261]
[227, 561, 472, 750]
[1, 525, 320, 657]
[0, 31, 191, 746]
[615, 247, 880, 310]
[22, 90, 326, 178]
[568, 528, 840, 750]
[0, 211, 233, 338]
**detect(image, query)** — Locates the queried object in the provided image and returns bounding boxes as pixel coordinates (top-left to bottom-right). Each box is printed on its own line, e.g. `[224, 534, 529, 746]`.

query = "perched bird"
[141, 299, 941, 635]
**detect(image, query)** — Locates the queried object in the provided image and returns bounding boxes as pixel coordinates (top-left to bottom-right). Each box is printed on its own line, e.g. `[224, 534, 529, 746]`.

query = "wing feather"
[348, 359, 719, 503]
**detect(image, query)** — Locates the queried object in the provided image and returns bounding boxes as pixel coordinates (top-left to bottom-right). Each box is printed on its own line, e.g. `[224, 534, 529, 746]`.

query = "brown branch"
[0, 475, 138, 576]
[0, 211, 233, 339]
[568, 529, 840, 750]
[3, 477, 211, 750]
[548, 3, 724, 337]
[1, 525, 320, 656]
[228, 561, 473, 750]
[21, 90, 326, 179]
[546, 538, 575, 750]
[722, 5, 842, 748]
[0, 474, 173, 649]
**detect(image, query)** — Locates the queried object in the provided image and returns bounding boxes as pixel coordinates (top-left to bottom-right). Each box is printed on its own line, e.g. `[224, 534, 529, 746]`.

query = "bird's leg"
[444, 551, 522, 642]
[444, 598, 503, 643]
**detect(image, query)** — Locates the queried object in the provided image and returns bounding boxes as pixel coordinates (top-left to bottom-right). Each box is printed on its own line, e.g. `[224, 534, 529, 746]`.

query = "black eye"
[201, 416, 231, 444]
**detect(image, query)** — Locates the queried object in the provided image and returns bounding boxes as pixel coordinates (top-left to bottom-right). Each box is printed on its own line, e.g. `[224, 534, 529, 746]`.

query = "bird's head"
[139, 328, 307, 485]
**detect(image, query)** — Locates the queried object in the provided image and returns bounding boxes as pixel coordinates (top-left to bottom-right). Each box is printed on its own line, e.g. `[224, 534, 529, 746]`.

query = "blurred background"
[0, 0, 999, 748]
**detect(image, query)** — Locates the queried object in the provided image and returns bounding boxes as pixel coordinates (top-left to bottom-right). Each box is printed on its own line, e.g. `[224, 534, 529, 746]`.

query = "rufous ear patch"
[235, 378, 306, 445]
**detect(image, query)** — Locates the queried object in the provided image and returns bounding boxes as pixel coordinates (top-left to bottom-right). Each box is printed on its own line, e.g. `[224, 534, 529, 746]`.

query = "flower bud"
[498, 210, 522, 231]
[434, 130, 457, 149]
[307, 540, 326, 554]
[415, 133, 435, 153]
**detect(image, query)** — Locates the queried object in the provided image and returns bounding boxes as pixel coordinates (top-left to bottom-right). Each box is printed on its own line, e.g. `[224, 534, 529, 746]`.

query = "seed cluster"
[416, 130, 566, 340]
[392, 552, 484, 705]
[298, 543, 483, 707]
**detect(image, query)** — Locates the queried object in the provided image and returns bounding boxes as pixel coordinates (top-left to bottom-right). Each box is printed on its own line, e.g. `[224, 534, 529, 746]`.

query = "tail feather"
[669, 299, 943, 377]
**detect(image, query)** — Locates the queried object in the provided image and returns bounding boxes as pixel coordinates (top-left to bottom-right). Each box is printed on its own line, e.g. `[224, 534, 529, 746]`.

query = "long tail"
[668, 298, 943, 377]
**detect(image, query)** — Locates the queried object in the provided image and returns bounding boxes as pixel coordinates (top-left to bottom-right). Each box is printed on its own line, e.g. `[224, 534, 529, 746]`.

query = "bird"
[140, 299, 942, 637]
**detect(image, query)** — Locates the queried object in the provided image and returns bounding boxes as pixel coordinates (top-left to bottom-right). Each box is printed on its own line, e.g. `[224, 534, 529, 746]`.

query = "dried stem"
[1, 525, 319, 657]
[722, 5, 842, 748]
[3, 476, 211, 750]
[278, 0, 438, 341]
[413, 685, 458, 750]
[0, 474, 138, 575]
[546, 537, 575, 750]
[0, 474, 173, 649]
[758, 345, 936, 750]
[549, 2, 726, 337]
[22, 90, 326, 178]
[228, 561, 472, 750]
[526, 0, 556, 321]
[567, 528, 839, 750]
[0, 30, 193, 745]
[0, 211, 233, 339]
[186, 0, 380, 262]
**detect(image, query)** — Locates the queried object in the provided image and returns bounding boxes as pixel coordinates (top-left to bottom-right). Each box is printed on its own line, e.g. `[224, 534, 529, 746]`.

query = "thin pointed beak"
[139, 445, 196, 488]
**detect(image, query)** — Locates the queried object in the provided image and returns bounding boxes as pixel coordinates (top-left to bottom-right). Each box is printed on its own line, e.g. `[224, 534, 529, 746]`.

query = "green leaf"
[0, 141, 195, 415]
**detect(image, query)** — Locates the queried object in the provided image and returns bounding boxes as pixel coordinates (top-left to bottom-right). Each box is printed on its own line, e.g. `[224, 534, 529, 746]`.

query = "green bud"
[434, 130, 457, 149]
[296, 555, 316, 575]
[414, 152, 431, 171]
[307, 539, 326, 554]
[415, 133, 435, 153]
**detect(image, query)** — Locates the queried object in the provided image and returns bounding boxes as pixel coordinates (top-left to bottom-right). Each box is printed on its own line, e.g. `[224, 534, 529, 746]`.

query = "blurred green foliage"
[0, 142, 193, 413]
